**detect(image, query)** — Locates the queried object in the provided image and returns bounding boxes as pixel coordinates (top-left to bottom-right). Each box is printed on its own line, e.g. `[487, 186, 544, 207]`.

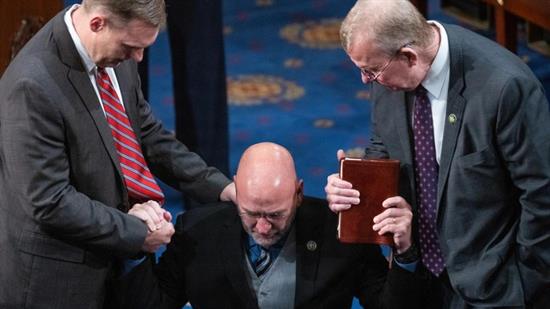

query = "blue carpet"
[63, 1, 550, 308]
[63, 0, 550, 209]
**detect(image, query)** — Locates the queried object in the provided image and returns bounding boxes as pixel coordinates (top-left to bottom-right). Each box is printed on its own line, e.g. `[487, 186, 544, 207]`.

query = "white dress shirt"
[420, 21, 450, 165]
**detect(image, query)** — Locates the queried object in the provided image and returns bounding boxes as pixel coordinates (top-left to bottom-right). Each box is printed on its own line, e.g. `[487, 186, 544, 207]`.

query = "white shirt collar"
[421, 21, 450, 100]
[64, 4, 97, 74]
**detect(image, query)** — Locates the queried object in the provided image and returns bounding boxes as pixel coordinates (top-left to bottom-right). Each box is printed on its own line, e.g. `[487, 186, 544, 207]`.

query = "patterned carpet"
[63, 0, 549, 307]
[63, 0, 550, 207]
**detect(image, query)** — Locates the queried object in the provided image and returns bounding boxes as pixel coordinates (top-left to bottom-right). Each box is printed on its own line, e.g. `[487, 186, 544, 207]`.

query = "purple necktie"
[413, 86, 445, 276]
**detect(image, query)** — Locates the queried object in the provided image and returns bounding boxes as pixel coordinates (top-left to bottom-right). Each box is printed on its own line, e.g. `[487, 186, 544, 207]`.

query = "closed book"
[337, 158, 400, 245]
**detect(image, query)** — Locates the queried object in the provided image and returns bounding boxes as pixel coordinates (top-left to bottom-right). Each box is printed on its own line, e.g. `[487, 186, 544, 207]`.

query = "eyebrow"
[240, 207, 286, 214]
[122, 42, 147, 50]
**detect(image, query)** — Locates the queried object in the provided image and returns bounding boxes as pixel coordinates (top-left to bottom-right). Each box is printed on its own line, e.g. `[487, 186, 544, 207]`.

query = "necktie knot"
[254, 246, 273, 277]
[415, 85, 427, 96]
[96, 67, 108, 79]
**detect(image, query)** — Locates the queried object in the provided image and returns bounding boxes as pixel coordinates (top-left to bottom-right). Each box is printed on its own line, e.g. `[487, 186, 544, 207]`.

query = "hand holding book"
[326, 151, 413, 252]
[337, 158, 400, 245]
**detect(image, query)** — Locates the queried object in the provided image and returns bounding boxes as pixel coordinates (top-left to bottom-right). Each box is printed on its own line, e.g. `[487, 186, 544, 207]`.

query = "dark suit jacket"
[121, 197, 425, 309]
[0, 10, 230, 309]
[367, 24, 550, 307]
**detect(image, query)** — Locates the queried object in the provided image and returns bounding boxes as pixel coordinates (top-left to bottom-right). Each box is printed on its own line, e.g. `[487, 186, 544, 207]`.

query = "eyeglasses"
[359, 42, 413, 83]
[238, 209, 289, 222]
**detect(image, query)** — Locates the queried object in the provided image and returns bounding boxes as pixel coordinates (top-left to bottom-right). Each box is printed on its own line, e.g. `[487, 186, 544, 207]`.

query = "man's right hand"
[128, 200, 175, 252]
[128, 200, 169, 232]
[325, 149, 360, 212]
[141, 220, 175, 253]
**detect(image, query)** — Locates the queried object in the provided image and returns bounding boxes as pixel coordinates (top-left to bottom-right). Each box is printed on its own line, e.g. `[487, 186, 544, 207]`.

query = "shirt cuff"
[379, 244, 418, 272]
[122, 256, 147, 275]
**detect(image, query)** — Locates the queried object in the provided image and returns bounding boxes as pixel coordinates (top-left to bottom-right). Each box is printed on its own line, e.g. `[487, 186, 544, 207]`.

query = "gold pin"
[448, 114, 457, 124]
[306, 240, 317, 251]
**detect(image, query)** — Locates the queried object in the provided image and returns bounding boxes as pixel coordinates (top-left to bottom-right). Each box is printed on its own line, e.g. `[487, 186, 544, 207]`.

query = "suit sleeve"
[495, 76, 550, 301]
[118, 215, 190, 309]
[131, 64, 231, 203]
[355, 248, 426, 309]
[1, 77, 146, 257]
[154, 215, 191, 307]
[365, 84, 390, 159]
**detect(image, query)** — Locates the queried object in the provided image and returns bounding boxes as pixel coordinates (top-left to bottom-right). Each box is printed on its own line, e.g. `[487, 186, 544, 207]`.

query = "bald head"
[235, 142, 298, 201]
[235, 143, 303, 248]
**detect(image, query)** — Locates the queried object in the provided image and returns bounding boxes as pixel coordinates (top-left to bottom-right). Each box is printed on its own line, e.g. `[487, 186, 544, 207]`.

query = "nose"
[360, 71, 369, 84]
[255, 217, 272, 234]
[131, 48, 144, 62]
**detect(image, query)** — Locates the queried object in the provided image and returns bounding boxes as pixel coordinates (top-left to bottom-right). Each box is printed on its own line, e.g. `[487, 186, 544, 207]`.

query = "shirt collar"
[64, 4, 96, 75]
[421, 21, 450, 99]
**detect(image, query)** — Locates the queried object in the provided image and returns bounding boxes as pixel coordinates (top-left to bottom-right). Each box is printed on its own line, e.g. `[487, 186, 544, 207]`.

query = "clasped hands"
[128, 200, 175, 253]
[325, 150, 413, 254]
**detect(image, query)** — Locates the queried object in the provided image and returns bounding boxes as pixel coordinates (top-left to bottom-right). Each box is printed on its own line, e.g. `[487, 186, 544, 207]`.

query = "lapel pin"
[448, 113, 457, 124]
[306, 240, 317, 251]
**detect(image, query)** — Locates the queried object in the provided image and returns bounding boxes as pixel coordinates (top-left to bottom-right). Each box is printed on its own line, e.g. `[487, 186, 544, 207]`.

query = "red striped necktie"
[96, 68, 164, 205]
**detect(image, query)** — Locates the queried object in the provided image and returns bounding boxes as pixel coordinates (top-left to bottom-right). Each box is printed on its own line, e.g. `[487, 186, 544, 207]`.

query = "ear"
[400, 46, 418, 67]
[89, 16, 106, 33]
[295, 179, 304, 207]
[232, 176, 238, 200]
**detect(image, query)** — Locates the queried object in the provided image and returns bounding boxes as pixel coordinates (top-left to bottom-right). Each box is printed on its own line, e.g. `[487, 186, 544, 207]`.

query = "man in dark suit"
[0, 1, 235, 308]
[121, 142, 425, 308]
[325, 1, 550, 308]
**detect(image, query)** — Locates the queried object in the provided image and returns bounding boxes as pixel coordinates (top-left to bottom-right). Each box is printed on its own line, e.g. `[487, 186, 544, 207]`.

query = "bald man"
[120, 143, 425, 308]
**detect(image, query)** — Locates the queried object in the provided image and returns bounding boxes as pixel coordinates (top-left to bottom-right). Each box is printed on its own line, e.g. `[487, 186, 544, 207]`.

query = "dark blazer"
[0, 10, 230, 309]
[121, 197, 425, 309]
[367, 24, 550, 307]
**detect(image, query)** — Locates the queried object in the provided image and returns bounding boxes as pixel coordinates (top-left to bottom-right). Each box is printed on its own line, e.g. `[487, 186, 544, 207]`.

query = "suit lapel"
[294, 200, 324, 307]
[53, 13, 126, 202]
[392, 91, 418, 201]
[219, 214, 259, 309]
[392, 91, 414, 167]
[436, 25, 466, 214]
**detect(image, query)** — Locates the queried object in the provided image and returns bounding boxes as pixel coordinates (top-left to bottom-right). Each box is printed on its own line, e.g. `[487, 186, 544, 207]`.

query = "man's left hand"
[372, 196, 413, 254]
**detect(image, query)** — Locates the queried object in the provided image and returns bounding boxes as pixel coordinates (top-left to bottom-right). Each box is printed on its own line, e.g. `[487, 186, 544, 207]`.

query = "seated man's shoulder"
[175, 202, 236, 232]
[300, 196, 332, 216]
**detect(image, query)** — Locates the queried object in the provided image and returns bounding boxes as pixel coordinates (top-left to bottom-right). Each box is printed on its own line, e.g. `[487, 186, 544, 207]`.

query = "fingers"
[128, 200, 168, 232]
[373, 216, 406, 235]
[141, 221, 175, 253]
[336, 149, 346, 161]
[382, 196, 412, 210]
[372, 196, 413, 253]
[163, 211, 173, 223]
[325, 173, 360, 212]
[219, 182, 236, 203]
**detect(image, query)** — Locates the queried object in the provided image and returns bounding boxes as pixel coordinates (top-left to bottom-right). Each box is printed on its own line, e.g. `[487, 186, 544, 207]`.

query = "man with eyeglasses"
[325, 0, 550, 308]
[119, 142, 425, 308]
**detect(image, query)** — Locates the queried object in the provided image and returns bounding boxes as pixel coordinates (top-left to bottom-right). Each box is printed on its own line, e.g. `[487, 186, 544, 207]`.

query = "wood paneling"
[0, 0, 63, 75]
[484, 0, 550, 52]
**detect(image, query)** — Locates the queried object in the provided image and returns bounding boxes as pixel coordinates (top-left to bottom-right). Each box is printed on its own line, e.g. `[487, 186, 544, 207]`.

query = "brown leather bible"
[337, 158, 400, 245]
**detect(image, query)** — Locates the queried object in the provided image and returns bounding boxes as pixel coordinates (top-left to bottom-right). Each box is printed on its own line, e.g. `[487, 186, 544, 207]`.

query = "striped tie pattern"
[254, 247, 272, 277]
[413, 86, 445, 276]
[96, 68, 164, 205]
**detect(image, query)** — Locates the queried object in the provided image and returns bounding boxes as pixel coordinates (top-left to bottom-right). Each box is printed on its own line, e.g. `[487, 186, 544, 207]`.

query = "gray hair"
[82, 0, 166, 29]
[340, 0, 432, 56]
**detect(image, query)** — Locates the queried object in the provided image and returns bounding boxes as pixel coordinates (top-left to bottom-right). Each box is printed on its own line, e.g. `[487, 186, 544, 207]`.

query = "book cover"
[337, 158, 400, 245]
